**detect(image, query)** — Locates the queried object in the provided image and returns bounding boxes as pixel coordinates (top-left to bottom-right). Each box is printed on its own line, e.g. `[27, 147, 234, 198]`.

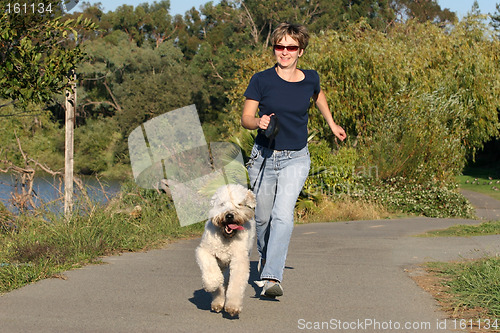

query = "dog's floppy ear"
[245, 189, 256, 209]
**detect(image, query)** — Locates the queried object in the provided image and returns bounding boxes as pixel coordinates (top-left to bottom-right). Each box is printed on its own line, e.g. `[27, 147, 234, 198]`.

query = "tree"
[103, 1, 175, 48]
[140, 0, 175, 48]
[66, 2, 111, 41]
[335, 0, 395, 30]
[0, 1, 97, 108]
[462, 0, 492, 42]
[491, 3, 500, 37]
[173, 7, 205, 60]
[76, 30, 202, 170]
[390, 0, 456, 24]
[469, 0, 481, 16]
[240, 0, 395, 39]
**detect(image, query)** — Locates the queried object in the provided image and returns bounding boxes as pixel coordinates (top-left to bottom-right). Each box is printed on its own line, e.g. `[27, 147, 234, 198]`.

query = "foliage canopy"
[0, 2, 97, 107]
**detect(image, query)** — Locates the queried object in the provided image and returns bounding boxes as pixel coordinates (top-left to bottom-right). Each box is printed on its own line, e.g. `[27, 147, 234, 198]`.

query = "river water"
[0, 173, 122, 214]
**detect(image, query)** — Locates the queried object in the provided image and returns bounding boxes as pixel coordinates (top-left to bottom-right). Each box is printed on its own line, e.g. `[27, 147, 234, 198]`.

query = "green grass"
[426, 258, 500, 320]
[0, 183, 204, 294]
[458, 166, 500, 201]
[417, 160, 500, 323]
[419, 221, 500, 237]
[416, 186, 500, 324]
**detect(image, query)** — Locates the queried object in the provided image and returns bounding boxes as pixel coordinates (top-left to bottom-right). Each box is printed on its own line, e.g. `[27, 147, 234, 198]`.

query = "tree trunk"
[64, 71, 76, 218]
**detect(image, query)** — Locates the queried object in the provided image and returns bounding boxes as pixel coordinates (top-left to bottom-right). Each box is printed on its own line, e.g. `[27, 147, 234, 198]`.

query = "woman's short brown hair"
[271, 23, 310, 50]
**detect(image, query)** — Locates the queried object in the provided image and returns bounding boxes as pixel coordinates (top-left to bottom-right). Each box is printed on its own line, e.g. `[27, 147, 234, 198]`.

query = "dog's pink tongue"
[228, 224, 244, 231]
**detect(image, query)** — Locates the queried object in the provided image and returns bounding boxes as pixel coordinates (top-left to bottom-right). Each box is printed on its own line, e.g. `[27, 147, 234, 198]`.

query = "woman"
[241, 23, 346, 298]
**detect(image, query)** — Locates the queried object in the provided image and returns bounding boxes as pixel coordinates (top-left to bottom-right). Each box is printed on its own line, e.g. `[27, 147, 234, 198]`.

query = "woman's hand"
[241, 99, 276, 131]
[332, 124, 347, 141]
[258, 113, 275, 130]
[314, 90, 347, 142]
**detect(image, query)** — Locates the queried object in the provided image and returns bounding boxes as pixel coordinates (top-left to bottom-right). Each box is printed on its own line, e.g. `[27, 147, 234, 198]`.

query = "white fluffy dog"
[195, 184, 256, 317]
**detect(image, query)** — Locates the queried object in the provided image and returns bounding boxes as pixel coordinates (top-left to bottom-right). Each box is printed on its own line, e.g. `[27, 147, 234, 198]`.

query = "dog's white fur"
[195, 184, 256, 317]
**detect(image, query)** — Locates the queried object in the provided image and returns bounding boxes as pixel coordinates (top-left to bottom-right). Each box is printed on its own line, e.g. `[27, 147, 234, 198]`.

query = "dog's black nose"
[225, 213, 234, 220]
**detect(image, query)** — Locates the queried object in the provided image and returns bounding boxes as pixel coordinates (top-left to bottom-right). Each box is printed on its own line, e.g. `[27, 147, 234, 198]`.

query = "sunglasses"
[273, 44, 300, 52]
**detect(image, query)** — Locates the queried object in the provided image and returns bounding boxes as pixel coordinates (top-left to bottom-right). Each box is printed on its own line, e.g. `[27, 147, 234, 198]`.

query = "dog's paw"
[211, 301, 224, 313]
[224, 302, 241, 317]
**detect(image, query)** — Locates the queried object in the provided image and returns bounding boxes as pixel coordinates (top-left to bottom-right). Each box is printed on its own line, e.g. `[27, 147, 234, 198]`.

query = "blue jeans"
[247, 144, 311, 283]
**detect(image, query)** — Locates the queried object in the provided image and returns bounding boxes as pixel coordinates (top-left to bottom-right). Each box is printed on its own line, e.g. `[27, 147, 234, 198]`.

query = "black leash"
[251, 115, 279, 190]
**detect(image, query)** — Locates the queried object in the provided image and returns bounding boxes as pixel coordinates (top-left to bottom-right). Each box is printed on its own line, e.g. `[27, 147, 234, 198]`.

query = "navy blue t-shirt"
[244, 65, 320, 150]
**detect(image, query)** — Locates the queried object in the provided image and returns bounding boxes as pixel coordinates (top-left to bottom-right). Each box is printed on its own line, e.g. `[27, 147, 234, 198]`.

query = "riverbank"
[0, 182, 205, 293]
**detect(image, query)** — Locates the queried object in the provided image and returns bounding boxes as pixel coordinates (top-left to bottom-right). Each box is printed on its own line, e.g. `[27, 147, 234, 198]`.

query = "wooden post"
[64, 71, 76, 218]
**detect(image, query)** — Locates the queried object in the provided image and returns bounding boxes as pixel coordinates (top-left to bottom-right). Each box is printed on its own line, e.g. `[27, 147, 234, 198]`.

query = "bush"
[359, 88, 469, 184]
[304, 141, 358, 197]
[74, 117, 122, 175]
[355, 177, 475, 218]
[227, 20, 500, 184]
[302, 20, 500, 158]
[302, 20, 500, 184]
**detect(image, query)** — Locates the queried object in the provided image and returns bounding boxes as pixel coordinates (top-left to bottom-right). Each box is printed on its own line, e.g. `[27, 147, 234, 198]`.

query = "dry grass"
[296, 197, 392, 224]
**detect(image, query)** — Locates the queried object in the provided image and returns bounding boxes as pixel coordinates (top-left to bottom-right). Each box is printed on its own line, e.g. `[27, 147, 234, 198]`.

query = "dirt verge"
[407, 264, 498, 333]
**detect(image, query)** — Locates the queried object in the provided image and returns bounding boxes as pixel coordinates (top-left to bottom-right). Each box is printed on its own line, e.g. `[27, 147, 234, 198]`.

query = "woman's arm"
[241, 98, 273, 130]
[313, 90, 346, 141]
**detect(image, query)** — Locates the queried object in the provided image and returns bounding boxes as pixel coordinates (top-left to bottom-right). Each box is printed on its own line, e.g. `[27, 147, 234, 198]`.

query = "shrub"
[302, 20, 500, 158]
[74, 117, 122, 175]
[304, 140, 358, 197]
[302, 20, 499, 184]
[359, 88, 469, 184]
[355, 177, 475, 218]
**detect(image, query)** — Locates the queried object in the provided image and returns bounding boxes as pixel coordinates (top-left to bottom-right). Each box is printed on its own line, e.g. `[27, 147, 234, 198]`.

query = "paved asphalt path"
[1, 192, 499, 332]
[460, 189, 500, 221]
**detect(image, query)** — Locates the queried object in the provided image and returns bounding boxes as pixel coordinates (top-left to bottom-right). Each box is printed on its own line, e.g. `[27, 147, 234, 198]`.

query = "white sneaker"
[259, 280, 283, 298]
